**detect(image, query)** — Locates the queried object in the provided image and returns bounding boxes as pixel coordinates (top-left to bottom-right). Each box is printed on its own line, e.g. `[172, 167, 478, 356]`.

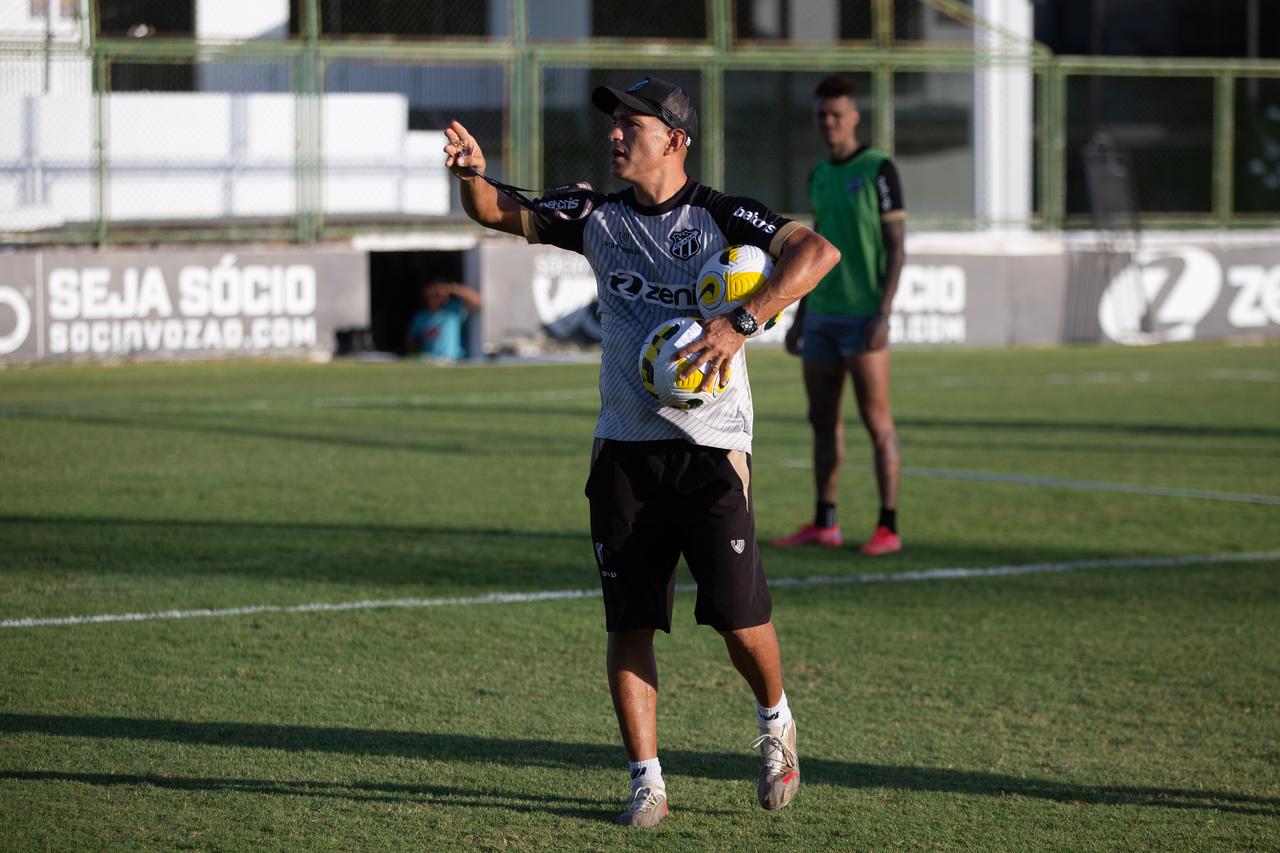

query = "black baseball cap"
[592, 76, 698, 146]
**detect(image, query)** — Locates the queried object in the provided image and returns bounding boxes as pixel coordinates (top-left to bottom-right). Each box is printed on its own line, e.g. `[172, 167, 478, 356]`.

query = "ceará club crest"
[668, 228, 701, 260]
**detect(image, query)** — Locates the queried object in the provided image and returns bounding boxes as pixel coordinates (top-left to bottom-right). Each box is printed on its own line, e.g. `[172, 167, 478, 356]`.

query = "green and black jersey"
[807, 147, 905, 317]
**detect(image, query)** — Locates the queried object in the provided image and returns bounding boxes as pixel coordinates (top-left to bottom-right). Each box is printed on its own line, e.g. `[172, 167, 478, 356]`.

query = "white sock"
[757, 691, 793, 731]
[628, 757, 664, 792]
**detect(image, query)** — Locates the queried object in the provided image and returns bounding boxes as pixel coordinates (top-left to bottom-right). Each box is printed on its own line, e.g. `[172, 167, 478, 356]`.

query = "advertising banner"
[0, 248, 367, 364]
[1080, 245, 1280, 345]
[474, 240, 1068, 351]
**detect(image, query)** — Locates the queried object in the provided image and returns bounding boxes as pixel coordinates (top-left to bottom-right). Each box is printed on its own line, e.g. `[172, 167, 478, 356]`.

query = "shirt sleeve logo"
[668, 228, 702, 259]
[731, 206, 777, 235]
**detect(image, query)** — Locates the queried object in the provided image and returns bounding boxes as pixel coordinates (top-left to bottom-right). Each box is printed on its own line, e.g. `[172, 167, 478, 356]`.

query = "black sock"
[816, 501, 838, 529]
[878, 507, 897, 534]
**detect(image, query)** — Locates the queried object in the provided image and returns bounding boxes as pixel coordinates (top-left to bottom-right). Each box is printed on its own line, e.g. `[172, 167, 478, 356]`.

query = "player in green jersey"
[773, 75, 905, 556]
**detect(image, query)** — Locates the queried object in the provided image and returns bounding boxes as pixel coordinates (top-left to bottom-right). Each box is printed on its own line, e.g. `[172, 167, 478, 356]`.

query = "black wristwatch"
[730, 307, 759, 336]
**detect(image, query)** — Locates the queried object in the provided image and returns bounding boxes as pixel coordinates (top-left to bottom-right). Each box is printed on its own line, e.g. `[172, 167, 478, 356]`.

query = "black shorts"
[585, 438, 772, 633]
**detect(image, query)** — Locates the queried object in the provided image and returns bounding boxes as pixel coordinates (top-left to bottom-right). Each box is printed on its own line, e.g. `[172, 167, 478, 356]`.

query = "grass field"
[1, 342, 1278, 851]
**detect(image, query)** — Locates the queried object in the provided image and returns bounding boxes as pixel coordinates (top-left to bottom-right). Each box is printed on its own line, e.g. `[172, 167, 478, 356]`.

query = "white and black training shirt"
[520, 179, 802, 453]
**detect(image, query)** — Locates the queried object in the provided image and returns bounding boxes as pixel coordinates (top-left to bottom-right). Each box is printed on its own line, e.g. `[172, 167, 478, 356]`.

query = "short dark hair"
[814, 75, 856, 100]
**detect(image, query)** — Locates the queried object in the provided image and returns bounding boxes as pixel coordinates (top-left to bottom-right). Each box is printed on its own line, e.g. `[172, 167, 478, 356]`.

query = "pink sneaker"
[770, 523, 843, 548]
[859, 526, 902, 556]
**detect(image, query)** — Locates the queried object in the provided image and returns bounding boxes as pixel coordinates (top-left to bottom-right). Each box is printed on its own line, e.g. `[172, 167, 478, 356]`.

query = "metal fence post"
[92, 50, 108, 244]
[1214, 71, 1235, 229]
[512, 0, 534, 188]
[873, 0, 894, 154]
[1035, 60, 1050, 228]
[704, 0, 731, 190]
[296, 0, 321, 244]
[1048, 63, 1066, 230]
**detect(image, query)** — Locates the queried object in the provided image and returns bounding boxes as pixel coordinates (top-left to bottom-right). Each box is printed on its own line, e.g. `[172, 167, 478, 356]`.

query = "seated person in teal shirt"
[406, 277, 482, 361]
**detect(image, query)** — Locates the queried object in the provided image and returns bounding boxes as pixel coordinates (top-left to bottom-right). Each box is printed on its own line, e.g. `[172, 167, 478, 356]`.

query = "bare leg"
[607, 629, 659, 760]
[721, 622, 784, 707]
[803, 360, 848, 506]
[848, 349, 899, 511]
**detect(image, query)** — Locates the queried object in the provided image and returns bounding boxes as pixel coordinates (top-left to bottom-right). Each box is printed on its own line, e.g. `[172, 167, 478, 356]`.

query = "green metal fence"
[1, 0, 1278, 246]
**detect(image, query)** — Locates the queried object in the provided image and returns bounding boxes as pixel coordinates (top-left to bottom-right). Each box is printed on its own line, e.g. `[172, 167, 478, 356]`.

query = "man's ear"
[666, 128, 688, 155]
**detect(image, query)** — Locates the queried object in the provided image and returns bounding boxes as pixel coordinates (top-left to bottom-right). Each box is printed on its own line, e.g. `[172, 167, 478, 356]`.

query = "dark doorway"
[368, 250, 470, 356]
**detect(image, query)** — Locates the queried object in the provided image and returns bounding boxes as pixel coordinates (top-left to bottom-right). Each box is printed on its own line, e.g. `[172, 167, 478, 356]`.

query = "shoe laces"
[750, 729, 797, 774]
[625, 784, 664, 814]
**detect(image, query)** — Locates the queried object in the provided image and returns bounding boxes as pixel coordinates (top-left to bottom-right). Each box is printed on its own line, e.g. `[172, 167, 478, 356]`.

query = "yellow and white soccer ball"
[637, 316, 731, 410]
[696, 244, 781, 336]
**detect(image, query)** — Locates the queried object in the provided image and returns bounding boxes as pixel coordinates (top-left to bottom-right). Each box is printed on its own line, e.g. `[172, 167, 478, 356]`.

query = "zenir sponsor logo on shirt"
[606, 270, 696, 308]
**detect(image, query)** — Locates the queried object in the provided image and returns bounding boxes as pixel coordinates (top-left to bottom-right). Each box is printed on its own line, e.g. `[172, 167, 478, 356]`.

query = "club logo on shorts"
[668, 228, 701, 259]
[594, 542, 606, 566]
[730, 539, 745, 554]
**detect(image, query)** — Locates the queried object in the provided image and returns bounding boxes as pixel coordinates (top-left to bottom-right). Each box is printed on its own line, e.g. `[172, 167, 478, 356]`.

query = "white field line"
[3, 550, 1278, 630]
[899, 368, 1280, 389]
[780, 461, 1280, 506]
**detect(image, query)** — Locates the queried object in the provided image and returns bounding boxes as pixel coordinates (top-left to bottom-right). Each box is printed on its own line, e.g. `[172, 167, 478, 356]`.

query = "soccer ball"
[638, 316, 731, 410]
[695, 244, 781, 336]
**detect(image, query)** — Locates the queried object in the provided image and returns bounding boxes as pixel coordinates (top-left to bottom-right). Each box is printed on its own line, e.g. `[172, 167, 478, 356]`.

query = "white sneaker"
[750, 719, 799, 810]
[615, 784, 668, 828]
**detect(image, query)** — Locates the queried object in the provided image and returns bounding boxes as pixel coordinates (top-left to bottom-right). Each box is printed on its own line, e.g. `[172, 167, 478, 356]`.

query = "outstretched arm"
[676, 227, 840, 390]
[443, 120, 525, 236]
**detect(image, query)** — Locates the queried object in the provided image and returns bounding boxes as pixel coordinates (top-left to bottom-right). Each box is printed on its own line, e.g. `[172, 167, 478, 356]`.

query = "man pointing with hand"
[444, 76, 839, 828]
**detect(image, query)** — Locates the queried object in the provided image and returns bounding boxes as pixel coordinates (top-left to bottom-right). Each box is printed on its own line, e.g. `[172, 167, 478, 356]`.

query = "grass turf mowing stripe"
[902, 466, 1280, 506]
[4, 549, 1278, 630]
[781, 461, 1280, 506]
[3, 366, 1274, 419]
[0, 387, 599, 418]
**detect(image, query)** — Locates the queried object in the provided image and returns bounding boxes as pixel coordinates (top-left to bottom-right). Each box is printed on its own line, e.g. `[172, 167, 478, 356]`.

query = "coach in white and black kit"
[443, 76, 839, 828]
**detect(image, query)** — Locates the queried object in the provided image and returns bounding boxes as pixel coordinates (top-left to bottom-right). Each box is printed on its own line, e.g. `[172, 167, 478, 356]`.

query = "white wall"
[0, 93, 451, 229]
[0, 0, 82, 41]
[196, 0, 288, 41]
